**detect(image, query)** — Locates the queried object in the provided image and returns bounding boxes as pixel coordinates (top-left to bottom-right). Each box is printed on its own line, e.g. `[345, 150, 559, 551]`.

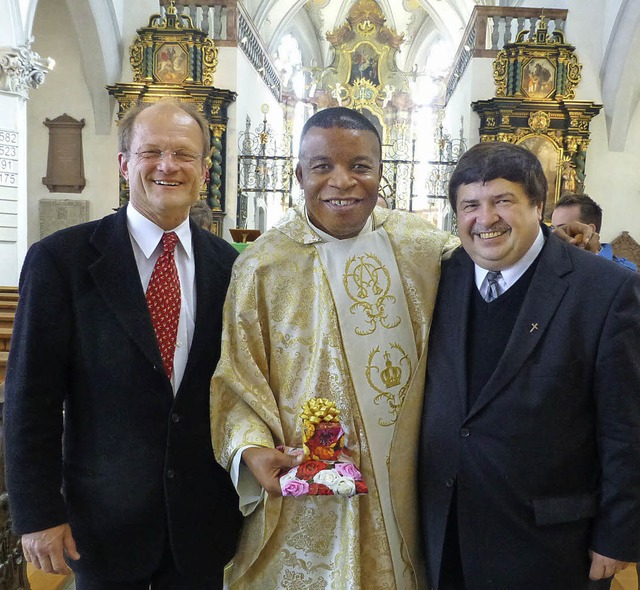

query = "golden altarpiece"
[107, 1, 236, 236]
[471, 16, 601, 219]
[307, 0, 413, 144]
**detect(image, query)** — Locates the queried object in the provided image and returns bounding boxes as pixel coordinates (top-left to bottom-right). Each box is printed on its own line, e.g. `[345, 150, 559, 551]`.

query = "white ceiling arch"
[600, 0, 640, 151]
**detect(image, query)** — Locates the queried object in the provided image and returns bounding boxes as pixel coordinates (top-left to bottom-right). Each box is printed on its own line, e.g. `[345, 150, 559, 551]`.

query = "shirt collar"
[126, 204, 193, 259]
[475, 226, 544, 291]
[304, 206, 373, 242]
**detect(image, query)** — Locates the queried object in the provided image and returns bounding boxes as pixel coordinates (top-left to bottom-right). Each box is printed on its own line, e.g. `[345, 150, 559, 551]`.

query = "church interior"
[1, 0, 639, 588]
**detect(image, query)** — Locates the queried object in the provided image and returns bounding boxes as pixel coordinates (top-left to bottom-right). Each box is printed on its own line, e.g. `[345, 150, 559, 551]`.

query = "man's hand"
[589, 550, 633, 580]
[242, 447, 303, 496]
[552, 221, 601, 253]
[22, 523, 80, 575]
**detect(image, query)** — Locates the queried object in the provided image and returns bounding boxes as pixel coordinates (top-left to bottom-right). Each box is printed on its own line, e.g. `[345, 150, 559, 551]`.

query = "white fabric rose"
[313, 468, 341, 489]
[334, 477, 356, 497]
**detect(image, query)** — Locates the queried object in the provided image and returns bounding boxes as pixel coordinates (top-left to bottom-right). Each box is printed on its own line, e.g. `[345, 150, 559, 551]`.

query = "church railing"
[159, 0, 281, 100]
[445, 6, 568, 104]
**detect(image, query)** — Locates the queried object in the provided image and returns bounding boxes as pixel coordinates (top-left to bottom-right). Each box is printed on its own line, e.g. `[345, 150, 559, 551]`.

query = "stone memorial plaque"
[40, 198, 89, 238]
[42, 114, 86, 193]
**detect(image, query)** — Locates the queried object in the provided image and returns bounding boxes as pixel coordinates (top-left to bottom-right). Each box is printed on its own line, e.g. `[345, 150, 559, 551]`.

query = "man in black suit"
[419, 142, 640, 590]
[4, 100, 242, 589]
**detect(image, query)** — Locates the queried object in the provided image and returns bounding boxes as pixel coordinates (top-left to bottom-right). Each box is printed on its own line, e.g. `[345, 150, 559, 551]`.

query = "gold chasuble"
[211, 205, 458, 589]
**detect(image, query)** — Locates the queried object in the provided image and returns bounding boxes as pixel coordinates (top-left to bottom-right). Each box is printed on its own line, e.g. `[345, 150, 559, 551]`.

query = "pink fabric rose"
[281, 477, 310, 497]
[335, 462, 363, 480]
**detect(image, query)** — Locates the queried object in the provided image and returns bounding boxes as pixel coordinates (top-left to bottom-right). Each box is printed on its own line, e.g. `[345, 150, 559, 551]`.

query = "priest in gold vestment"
[211, 108, 457, 589]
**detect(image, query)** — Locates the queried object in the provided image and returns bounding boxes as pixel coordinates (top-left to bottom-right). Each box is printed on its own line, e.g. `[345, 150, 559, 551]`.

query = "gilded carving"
[564, 136, 579, 154]
[528, 111, 550, 133]
[476, 14, 600, 217]
[124, 0, 217, 86]
[202, 38, 218, 86]
[560, 157, 578, 195]
[129, 38, 145, 83]
[492, 15, 582, 102]
[562, 53, 582, 100]
[107, 1, 235, 234]
[493, 50, 508, 97]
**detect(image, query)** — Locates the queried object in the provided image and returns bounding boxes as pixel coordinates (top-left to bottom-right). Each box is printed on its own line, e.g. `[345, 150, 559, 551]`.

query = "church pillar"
[0, 42, 53, 285]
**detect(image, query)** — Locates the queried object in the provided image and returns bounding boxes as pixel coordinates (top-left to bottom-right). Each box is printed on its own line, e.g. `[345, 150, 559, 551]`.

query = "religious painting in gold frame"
[154, 42, 189, 84]
[521, 58, 556, 100]
[517, 134, 562, 217]
[348, 42, 381, 86]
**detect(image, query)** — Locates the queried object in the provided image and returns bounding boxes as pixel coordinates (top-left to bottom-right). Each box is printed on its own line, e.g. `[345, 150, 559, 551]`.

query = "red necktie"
[146, 232, 181, 379]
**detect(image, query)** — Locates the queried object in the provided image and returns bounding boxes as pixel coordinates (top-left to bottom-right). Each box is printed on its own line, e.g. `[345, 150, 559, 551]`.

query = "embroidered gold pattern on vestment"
[366, 343, 411, 426]
[343, 252, 400, 335]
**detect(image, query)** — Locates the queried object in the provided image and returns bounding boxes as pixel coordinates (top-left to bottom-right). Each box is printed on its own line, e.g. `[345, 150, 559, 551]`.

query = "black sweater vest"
[467, 259, 539, 408]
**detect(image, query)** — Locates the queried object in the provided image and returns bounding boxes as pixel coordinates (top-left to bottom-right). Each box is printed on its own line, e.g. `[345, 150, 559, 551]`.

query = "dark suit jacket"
[4, 206, 243, 580]
[420, 232, 640, 590]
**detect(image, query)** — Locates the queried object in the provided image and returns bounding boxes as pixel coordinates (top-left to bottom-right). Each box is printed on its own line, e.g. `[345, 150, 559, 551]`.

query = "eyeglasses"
[132, 149, 204, 164]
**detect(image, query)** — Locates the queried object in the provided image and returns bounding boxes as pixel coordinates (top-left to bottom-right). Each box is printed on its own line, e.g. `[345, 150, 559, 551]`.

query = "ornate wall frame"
[473, 15, 601, 219]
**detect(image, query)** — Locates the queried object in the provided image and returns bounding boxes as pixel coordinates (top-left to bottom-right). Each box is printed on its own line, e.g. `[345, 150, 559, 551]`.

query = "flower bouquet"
[279, 397, 368, 498]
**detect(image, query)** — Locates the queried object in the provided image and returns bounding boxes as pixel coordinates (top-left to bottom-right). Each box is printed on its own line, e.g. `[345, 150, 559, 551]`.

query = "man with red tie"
[4, 100, 241, 589]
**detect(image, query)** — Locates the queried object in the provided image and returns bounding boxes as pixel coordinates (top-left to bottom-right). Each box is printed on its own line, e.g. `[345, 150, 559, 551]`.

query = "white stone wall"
[28, 0, 120, 247]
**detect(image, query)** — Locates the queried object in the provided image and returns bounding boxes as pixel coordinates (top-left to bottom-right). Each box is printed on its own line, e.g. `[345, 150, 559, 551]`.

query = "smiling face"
[296, 126, 382, 239]
[118, 103, 207, 230]
[455, 178, 543, 271]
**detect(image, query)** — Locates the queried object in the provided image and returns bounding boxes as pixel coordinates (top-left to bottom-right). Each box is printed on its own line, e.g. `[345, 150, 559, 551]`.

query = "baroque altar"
[472, 15, 601, 219]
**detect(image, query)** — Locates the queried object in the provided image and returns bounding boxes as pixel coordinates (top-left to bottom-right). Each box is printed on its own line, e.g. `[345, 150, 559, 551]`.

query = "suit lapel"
[180, 223, 218, 382]
[441, 249, 475, 416]
[466, 235, 573, 420]
[88, 207, 163, 370]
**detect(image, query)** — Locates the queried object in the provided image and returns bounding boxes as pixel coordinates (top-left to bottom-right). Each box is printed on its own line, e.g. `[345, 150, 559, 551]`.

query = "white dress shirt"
[126, 204, 196, 394]
[475, 227, 545, 300]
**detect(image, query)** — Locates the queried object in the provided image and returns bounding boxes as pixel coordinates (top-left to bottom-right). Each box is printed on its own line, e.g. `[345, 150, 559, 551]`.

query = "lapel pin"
[530, 323, 539, 333]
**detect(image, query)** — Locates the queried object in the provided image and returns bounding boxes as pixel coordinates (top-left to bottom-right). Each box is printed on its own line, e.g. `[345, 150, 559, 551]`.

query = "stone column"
[0, 42, 53, 286]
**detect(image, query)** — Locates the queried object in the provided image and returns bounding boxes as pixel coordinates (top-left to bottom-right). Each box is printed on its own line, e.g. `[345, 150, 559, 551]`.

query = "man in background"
[190, 198, 214, 231]
[552, 198, 638, 590]
[5, 100, 242, 589]
[420, 141, 640, 590]
[552, 193, 637, 271]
